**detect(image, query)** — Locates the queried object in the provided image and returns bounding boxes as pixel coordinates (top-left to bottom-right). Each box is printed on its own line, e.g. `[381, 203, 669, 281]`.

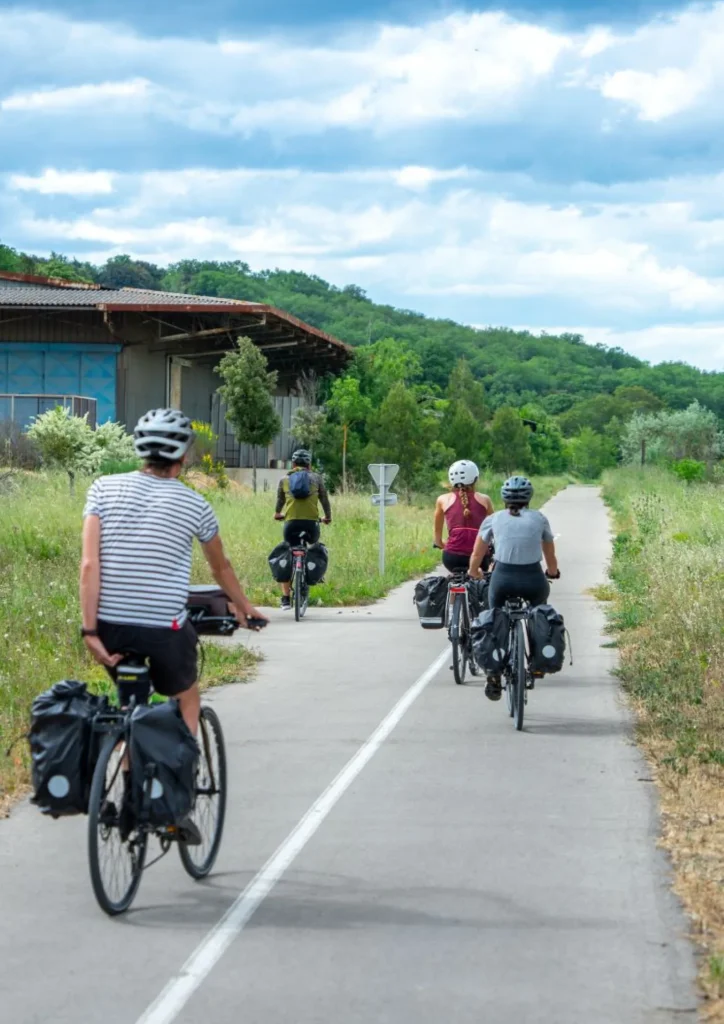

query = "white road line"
[135, 646, 450, 1024]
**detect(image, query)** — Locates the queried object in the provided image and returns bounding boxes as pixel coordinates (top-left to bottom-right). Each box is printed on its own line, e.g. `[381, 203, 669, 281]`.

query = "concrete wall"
[181, 361, 217, 424]
[121, 344, 166, 430]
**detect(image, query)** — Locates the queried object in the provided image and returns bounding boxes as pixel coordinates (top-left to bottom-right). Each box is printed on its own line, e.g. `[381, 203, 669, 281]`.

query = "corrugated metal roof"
[0, 274, 352, 357]
[0, 282, 253, 308]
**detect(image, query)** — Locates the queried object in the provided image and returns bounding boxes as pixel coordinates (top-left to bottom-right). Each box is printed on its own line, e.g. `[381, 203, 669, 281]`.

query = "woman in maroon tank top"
[433, 460, 493, 573]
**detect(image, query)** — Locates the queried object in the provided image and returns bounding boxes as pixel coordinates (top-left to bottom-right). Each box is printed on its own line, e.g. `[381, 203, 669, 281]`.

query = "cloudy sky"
[1, 0, 723, 370]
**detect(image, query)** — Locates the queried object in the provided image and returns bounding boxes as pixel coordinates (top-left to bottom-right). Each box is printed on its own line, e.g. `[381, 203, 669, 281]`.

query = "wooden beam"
[158, 324, 235, 344]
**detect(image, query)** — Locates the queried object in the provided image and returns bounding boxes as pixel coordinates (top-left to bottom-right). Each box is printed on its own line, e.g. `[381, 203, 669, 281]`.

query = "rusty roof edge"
[98, 301, 256, 313]
[101, 300, 353, 355]
[260, 304, 353, 354]
[0, 270, 102, 290]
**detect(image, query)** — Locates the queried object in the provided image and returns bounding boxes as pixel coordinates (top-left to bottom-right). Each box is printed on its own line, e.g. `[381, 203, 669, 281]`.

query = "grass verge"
[601, 466, 724, 1017]
[0, 470, 567, 807]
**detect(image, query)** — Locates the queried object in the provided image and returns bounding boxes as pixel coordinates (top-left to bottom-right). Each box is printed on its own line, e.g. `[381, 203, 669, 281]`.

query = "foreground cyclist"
[468, 475, 560, 701]
[80, 408, 267, 740]
[433, 460, 493, 571]
[274, 448, 331, 610]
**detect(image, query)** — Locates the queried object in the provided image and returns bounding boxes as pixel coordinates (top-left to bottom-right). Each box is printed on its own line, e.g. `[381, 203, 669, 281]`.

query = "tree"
[367, 382, 435, 497]
[355, 338, 423, 406]
[97, 254, 164, 290]
[26, 407, 102, 492]
[291, 405, 325, 453]
[290, 371, 326, 456]
[489, 408, 532, 474]
[326, 376, 372, 491]
[621, 402, 724, 466]
[566, 428, 618, 479]
[520, 405, 568, 475]
[216, 337, 281, 492]
[446, 359, 488, 421]
[441, 401, 487, 462]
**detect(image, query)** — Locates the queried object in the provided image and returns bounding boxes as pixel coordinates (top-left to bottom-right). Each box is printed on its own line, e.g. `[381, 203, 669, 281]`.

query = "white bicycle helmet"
[133, 408, 194, 461]
[448, 460, 479, 487]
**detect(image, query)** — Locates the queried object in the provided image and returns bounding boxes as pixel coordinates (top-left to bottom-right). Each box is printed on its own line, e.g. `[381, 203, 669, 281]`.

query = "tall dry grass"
[602, 466, 724, 1015]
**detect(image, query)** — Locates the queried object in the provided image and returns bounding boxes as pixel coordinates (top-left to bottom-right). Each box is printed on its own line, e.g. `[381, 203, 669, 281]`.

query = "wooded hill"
[2, 244, 722, 486]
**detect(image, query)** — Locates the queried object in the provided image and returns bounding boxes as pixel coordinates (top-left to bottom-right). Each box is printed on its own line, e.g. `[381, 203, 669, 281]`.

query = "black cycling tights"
[488, 562, 549, 609]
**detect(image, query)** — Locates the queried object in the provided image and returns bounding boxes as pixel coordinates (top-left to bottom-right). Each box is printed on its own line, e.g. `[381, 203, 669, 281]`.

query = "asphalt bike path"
[0, 486, 697, 1022]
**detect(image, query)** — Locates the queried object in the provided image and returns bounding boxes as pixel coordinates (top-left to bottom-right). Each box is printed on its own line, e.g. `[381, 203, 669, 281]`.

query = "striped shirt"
[83, 471, 219, 628]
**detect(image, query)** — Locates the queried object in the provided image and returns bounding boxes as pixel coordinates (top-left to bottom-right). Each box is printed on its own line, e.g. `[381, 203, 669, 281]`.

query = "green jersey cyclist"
[274, 448, 331, 610]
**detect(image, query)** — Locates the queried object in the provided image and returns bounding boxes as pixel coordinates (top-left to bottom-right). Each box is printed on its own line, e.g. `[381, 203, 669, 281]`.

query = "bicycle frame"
[445, 571, 471, 636]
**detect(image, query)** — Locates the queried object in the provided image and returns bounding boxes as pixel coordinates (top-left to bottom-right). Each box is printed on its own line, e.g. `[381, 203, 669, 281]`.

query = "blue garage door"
[0, 343, 120, 425]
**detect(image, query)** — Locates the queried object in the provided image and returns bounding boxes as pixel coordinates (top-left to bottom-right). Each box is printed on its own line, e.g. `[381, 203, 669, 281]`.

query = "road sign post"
[368, 464, 399, 575]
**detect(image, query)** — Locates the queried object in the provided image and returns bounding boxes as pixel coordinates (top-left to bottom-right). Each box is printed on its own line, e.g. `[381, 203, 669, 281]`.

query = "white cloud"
[1, 78, 150, 112]
[392, 166, 472, 192]
[586, 4, 724, 122]
[0, 8, 572, 133]
[13, 165, 724, 319]
[9, 168, 114, 195]
[600, 68, 704, 122]
[1, 5, 724, 134]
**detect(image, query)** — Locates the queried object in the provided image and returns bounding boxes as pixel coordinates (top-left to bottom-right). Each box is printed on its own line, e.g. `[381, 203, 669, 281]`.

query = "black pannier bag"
[414, 575, 448, 629]
[268, 541, 293, 583]
[471, 608, 510, 674]
[468, 577, 489, 619]
[29, 680, 106, 818]
[527, 604, 567, 675]
[305, 542, 329, 585]
[187, 585, 235, 635]
[130, 701, 199, 827]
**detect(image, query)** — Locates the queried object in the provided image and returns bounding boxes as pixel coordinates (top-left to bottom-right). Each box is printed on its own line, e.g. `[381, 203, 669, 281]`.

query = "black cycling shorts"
[97, 619, 198, 697]
[442, 550, 492, 573]
[283, 519, 320, 547]
[487, 562, 549, 610]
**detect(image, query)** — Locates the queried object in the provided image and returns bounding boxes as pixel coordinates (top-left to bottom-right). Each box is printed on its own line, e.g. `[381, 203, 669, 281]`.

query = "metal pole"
[379, 477, 386, 576]
[641, 438, 646, 467]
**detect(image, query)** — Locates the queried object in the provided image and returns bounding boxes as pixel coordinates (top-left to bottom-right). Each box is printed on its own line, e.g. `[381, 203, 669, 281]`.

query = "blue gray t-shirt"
[480, 509, 554, 565]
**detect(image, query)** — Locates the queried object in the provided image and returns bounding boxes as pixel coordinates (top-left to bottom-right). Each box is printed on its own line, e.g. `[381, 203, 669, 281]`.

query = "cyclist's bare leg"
[281, 581, 291, 597]
[177, 682, 201, 737]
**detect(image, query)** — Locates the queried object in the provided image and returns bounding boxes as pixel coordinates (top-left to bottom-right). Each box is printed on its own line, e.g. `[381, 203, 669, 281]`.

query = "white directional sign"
[367, 464, 400, 575]
[368, 463, 399, 488]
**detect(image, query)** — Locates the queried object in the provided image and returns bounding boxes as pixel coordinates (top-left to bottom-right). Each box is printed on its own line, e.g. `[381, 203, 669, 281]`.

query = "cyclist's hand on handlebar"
[469, 566, 484, 579]
[321, 518, 331, 525]
[233, 602, 269, 631]
[83, 635, 123, 668]
[274, 513, 284, 521]
[545, 569, 561, 580]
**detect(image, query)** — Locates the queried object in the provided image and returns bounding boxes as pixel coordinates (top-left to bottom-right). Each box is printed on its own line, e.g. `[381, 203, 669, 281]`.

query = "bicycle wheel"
[515, 619, 526, 732]
[88, 734, 147, 916]
[505, 625, 515, 717]
[293, 569, 307, 621]
[451, 599, 468, 685]
[179, 706, 227, 879]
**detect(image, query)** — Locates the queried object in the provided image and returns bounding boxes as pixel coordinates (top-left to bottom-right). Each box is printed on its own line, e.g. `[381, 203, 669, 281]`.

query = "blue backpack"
[288, 470, 312, 499]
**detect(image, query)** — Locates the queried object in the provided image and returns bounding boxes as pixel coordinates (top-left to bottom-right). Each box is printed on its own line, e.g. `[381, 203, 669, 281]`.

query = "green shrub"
[671, 458, 706, 483]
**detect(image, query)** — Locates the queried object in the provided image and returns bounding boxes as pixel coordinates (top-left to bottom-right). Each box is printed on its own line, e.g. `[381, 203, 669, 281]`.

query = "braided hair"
[456, 484, 474, 518]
